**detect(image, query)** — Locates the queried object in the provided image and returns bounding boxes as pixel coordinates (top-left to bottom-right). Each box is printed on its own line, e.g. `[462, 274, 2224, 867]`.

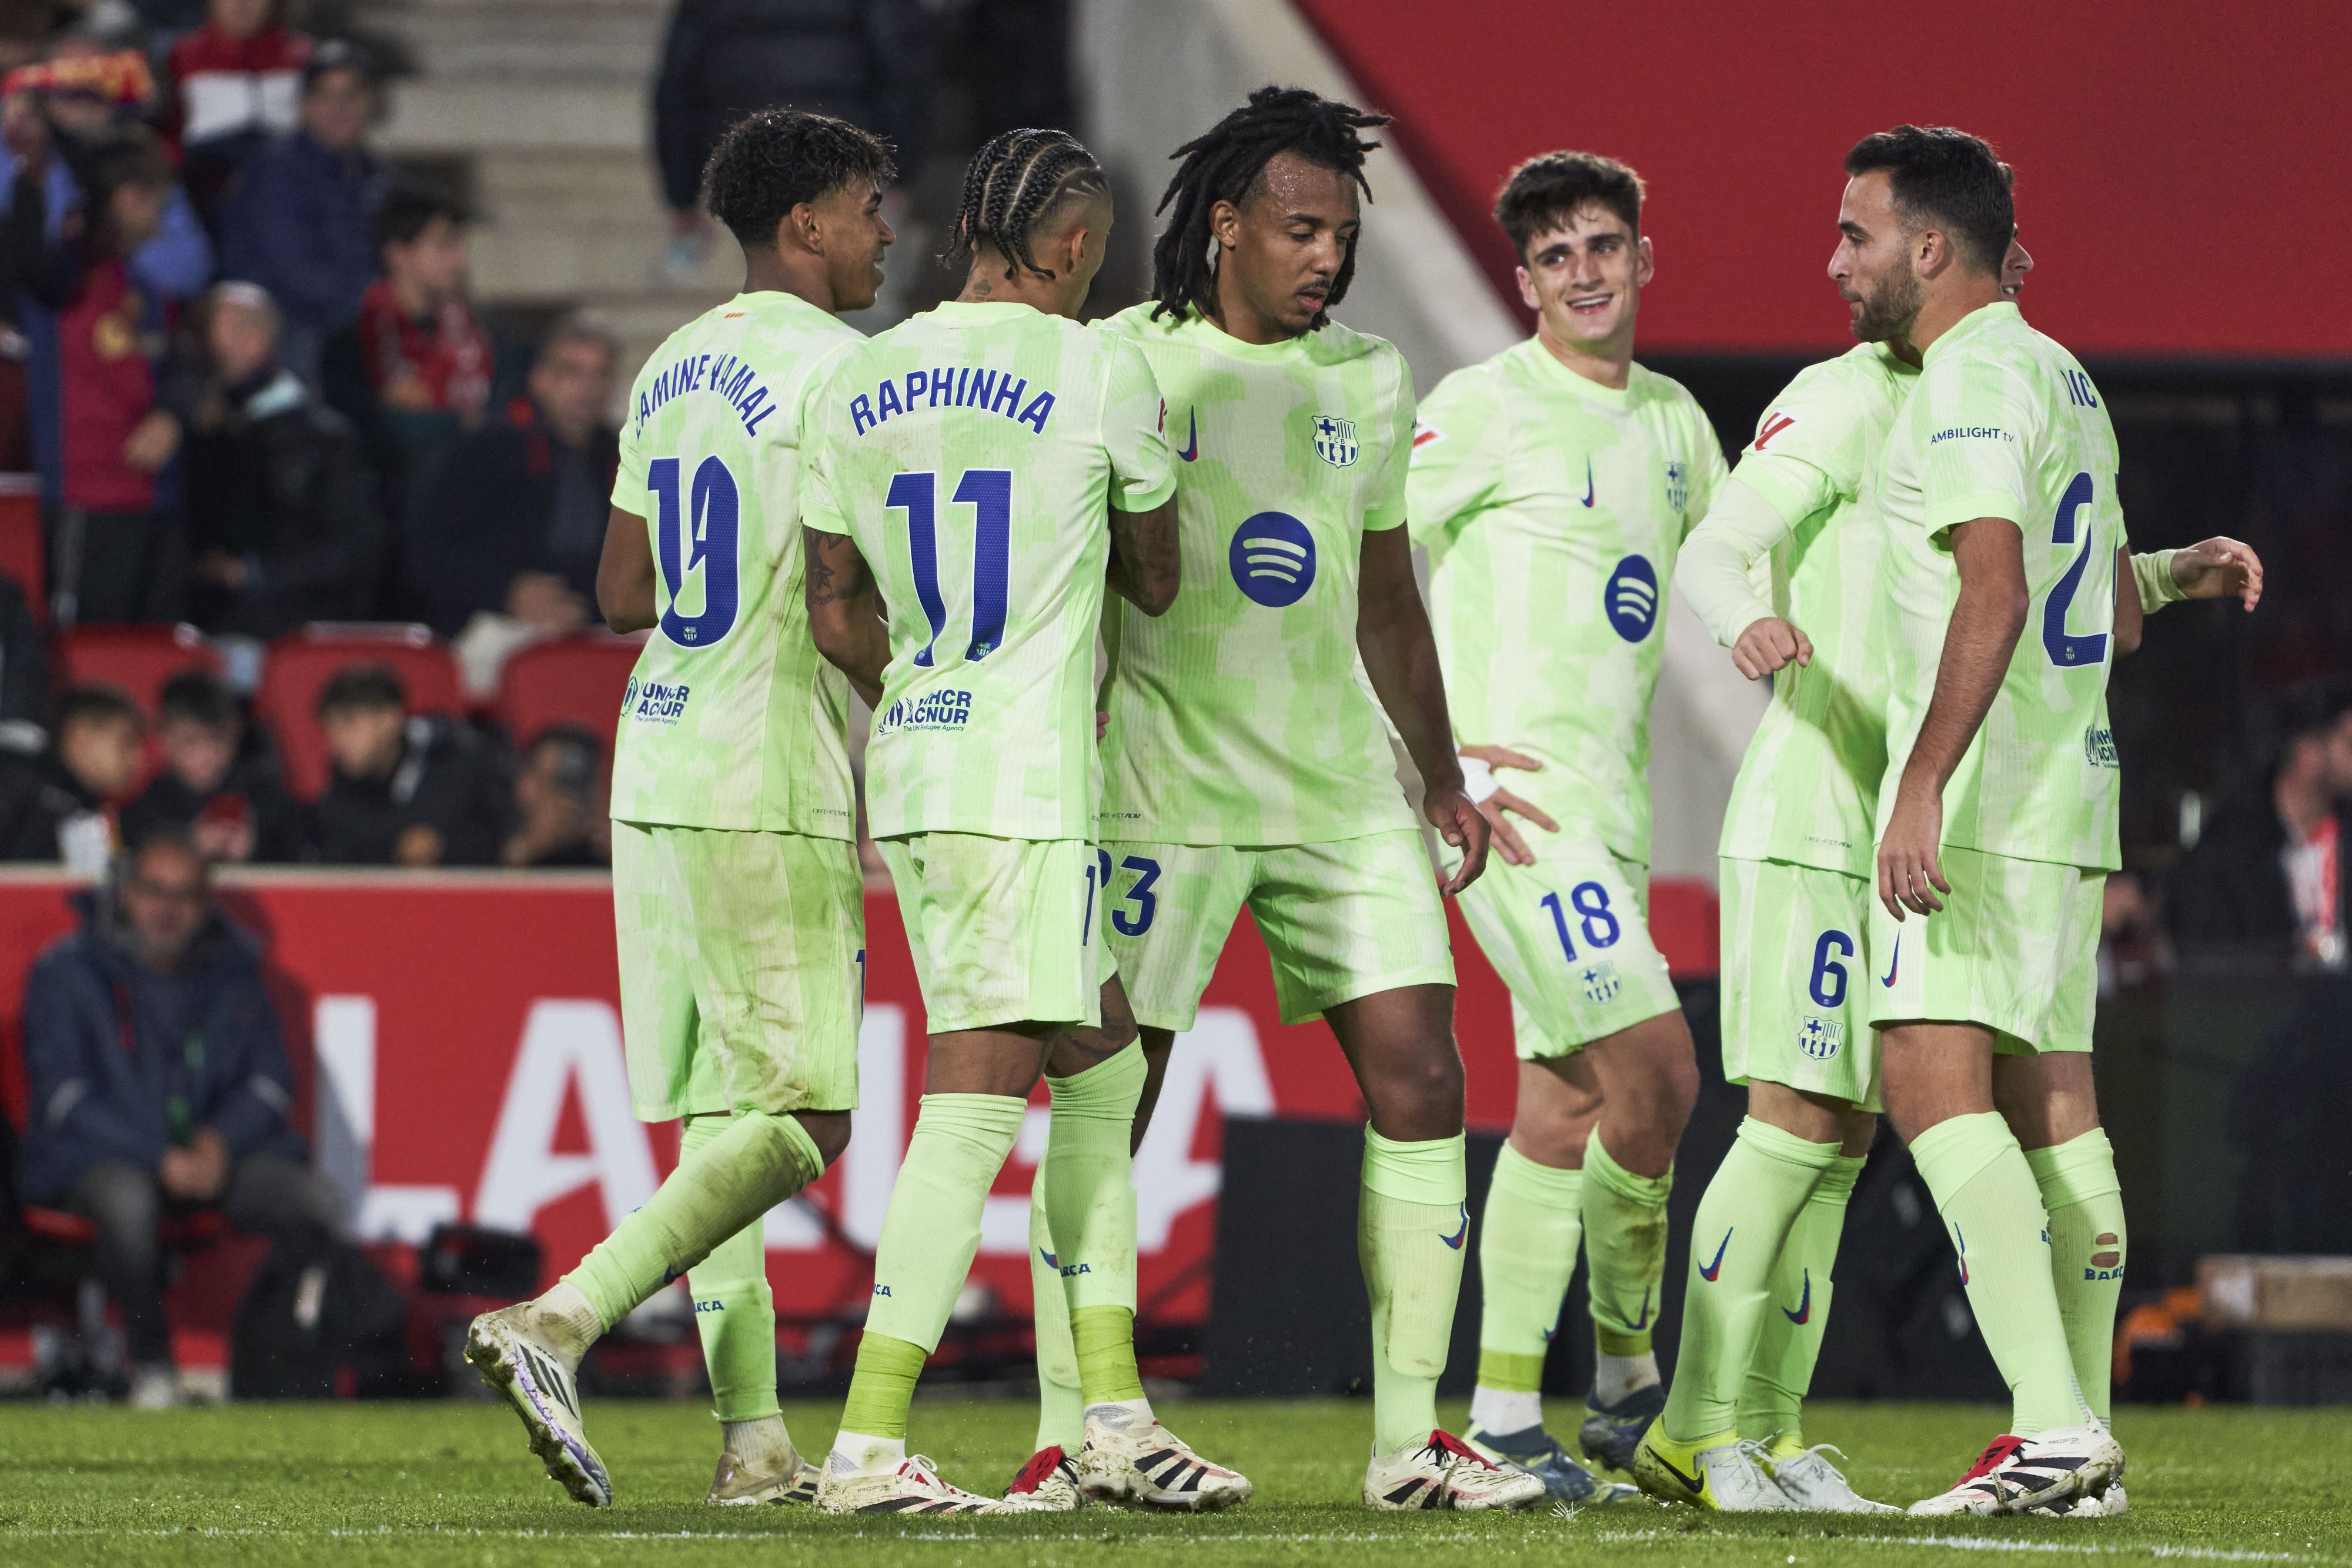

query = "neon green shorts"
[612, 820, 865, 1122]
[1098, 830, 1454, 1032]
[1456, 829, 1678, 1058]
[1865, 844, 2104, 1054]
[878, 833, 1107, 1034]
[1719, 856, 1880, 1110]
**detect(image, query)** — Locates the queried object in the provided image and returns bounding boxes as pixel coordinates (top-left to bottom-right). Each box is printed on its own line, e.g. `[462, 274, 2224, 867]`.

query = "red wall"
[1297, 0, 2352, 359]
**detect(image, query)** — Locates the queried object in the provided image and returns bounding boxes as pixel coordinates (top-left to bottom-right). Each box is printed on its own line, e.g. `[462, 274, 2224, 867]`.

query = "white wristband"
[1458, 754, 1499, 805]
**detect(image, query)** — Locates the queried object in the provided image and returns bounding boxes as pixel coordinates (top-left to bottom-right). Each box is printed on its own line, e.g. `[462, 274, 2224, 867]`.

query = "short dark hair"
[1150, 85, 1389, 327]
[527, 722, 602, 767]
[316, 663, 407, 718]
[701, 108, 897, 251]
[82, 125, 174, 202]
[302, 38, 381, 95]
[2278, 678, 2352, 749]
[159, 669, 239, 731]
[944, 128, 1107, 281]
[1494, 151, 1645, 261]
[1843, 124, 2013, 276]
[54, 683, 143, 735]
[373, 186, 467, 254]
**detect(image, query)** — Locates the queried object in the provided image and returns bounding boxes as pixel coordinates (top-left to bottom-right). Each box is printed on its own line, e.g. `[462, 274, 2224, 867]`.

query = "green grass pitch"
[2, 1398, 2345, 1566]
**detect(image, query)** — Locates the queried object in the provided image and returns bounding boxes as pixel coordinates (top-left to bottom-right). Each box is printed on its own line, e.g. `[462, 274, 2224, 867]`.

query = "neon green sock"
[1040, 1049, 1145, 1407]
[1582, 1131, 1672, 1359]
[564, 1108, 823, 1331]
[865, 1093, 1027, 1354]
[1475, 1142, 1581, 1394]
[677, 1116, 780, 1425]
[1359, 1128, 1468, 1455]
[1027, 1182, 1084, 1450]
[1739, 1151, 1863, 1447]
[2025, 1128, 2126, 1425]
[1661, 1118, 1839, 1444]
[838, 1332, 927, 1442]
[1910, 1112, 2092, 1436]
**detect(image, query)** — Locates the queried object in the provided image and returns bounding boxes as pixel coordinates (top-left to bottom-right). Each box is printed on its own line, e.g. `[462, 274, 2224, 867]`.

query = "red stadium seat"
[495, 634, 644, 752]
[256, 624, 464, 801]
[49, 624, 222, 718]
[0, 473, 43, 626]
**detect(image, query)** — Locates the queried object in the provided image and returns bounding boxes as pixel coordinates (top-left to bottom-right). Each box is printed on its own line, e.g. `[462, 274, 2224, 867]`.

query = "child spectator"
[216, 38, 386, 381]
[500, 723, 607, 868]
[182, 280, 382, 637]
[0, 681, 141, 868]
[164, 0, 310, 234]
[118, 666, 299, 861]
[310, 661, 504, 867]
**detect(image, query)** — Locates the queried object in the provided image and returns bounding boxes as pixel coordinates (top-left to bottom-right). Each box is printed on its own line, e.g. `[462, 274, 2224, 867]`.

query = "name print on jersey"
[633, 349, 776, 439]
[850, 367, 1057, 437]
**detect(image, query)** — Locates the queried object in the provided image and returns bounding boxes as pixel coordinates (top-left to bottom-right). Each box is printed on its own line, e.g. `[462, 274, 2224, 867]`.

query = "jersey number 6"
[650, 455, 741, 648]
[888, 469, 1014, 666]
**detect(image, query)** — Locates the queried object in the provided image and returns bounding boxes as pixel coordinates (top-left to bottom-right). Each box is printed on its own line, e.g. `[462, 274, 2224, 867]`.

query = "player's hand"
[1876, 780, 1948, 920]
[1425, 784, 1491, 897]
[1730, 617, 1812, 681]
[2169, 536, 2263, 611]
[1459, 744, 1556, 867]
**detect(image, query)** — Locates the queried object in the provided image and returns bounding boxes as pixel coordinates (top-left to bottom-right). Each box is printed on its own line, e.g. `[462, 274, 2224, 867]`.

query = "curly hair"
[1148, 85, 1389, 328]
[942, 127, 1108, 281]
[701, 108, 897, 250]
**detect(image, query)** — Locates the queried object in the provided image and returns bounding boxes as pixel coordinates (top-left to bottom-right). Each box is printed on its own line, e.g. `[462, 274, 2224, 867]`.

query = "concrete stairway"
[358, 0, 747, 391]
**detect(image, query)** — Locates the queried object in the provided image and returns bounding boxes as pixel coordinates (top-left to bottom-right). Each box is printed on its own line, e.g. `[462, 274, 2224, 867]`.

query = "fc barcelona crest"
[1665, 459, 1689, 512]
[1311, 413, 1358, 468]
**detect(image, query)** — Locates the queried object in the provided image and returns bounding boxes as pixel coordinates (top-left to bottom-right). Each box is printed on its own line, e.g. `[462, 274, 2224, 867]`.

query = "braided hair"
[1149, 85, 1390, 327]
[945, 128, 1109, 281]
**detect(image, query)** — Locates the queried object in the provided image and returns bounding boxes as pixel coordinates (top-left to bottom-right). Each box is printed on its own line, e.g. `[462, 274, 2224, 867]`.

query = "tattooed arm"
[1105, 493, 1181, 616]
[803, 526, 891, 708]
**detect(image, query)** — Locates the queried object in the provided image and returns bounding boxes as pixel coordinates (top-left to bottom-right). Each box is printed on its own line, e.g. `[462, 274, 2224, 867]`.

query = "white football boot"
[1910, 1427, 2124, 1516]
[1364, 1430, 1549, 1512]
[465, 1302, 610, 1507]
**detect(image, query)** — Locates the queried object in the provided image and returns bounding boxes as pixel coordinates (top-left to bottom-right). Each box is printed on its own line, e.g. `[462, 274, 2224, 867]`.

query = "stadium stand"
[492, 634, 644, 753]
[254, 624, 465, 800]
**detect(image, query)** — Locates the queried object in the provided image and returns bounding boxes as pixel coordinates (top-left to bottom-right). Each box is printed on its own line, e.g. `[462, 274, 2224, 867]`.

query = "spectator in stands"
[163, 0, 311, 235]
[2172, 678, 2352, 972]
[407, 317, 616, 644]
[321, 186, 499, 554]
[17, 830, 341, 1407]
[216, 38, 386, 381]
[118, 666, 298, 861]
[501, 723, 607, 868]
[1, 123, 194, 623]
[310, 661, 504, 867]
[650, 0, 933, 283]
[0, 681, 138, 870]
[181, 280, 382, 637]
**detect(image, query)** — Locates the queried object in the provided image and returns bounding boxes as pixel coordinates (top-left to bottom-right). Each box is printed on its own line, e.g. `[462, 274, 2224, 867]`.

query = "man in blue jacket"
[18, 831, 344, 1406]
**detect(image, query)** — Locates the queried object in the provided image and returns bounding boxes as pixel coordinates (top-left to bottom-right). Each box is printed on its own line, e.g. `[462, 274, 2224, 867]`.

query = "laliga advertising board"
[0, 870, 1714, 1325]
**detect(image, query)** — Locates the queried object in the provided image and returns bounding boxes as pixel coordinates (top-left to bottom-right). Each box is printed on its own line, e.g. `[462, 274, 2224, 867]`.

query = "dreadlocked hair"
[1149, 85, 1389, 327]
[944, 128, 1108, 281]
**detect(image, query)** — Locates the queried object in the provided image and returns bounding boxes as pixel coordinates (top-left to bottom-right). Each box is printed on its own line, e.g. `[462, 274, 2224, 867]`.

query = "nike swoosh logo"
[1655, 1450, 1705, 1497]
[1783, 1268, 1812, 1325]
[1880, 933, 1901, 987]
[1955, 1223, 1969, 1285]
[1631, 1285, 1652, 1329]
[1581, 457, 1595, 507]
[1440, 1203, 1469, 1250]
[1177, 409, 1198, 462]
[1540, 1326, 1555, 1342]
[1698, 1231, 1732, 1282]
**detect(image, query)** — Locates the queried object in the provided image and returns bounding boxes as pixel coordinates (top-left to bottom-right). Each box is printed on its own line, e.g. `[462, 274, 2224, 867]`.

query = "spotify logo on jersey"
[1605, 554, 1659, 641]
[1229, 511, 1317, 607]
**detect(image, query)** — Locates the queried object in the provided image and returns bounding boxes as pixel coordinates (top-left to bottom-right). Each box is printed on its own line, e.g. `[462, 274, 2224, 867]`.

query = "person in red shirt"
[165, 0, 312, 233]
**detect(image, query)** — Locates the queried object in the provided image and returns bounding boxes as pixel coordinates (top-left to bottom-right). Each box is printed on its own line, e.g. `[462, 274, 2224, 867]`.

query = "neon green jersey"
[1715, 343, 1920, 877]
[801, 301, 1175, 842]
[1094, 304, 1421, 847]
[1876, 301, 2124, 872]
[608, 290, 861, 838]
[1408, 339, 1728, 869]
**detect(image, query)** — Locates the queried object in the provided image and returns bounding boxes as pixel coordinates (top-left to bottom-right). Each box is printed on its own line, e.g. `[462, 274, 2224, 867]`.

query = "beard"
[1849, 264, 1923, 343]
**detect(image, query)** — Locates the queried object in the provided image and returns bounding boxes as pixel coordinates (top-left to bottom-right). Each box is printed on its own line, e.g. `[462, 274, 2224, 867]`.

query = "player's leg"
[1875, 847, 2115, 1516]
[470, 824, 860, 1507]
[1013, 844, 1245, 1505]
[1252, 833, 1543, 1512]
[821, 834, 1102, 1514]
[1472, 1048, 1596, 1451]
[1639, 858, 1891, 1512]
[1453, 840, 1687, 1486]
[677, 1111, 804, 1505]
